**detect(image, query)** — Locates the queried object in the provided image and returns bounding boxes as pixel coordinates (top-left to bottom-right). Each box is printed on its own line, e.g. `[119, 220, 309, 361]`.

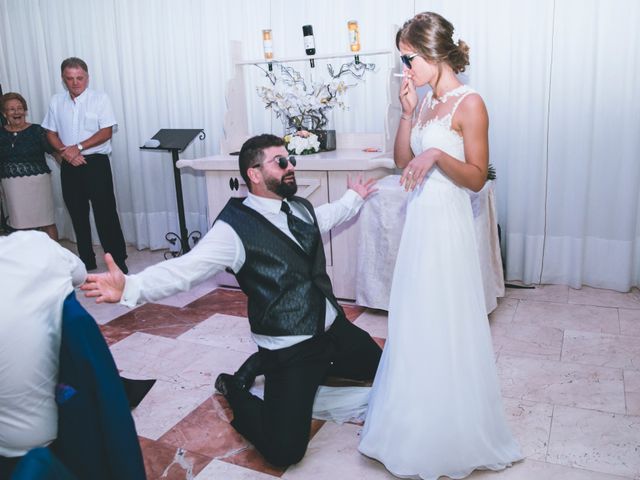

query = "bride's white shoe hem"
[358, 447, 524, 480]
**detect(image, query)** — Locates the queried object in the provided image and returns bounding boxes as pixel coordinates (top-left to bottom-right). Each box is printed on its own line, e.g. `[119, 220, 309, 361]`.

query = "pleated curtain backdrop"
[0, 0, 638, 290]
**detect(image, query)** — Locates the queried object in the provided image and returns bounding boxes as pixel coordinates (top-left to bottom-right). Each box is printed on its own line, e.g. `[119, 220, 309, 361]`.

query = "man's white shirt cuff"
[120, 275, 142, 307]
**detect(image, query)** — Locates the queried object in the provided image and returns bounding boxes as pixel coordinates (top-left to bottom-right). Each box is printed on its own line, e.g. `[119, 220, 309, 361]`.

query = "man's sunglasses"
[251, 155, 297, 170]
[400, 53, 418, 69]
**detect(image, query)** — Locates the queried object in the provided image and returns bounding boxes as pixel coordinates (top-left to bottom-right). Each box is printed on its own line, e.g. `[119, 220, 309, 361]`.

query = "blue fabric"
[10, 448, 77, 480]
[52, 292, 146, 480]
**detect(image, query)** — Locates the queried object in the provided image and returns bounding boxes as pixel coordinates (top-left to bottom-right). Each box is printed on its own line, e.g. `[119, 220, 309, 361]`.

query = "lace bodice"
[410, 85, 475, 172]
[0, 124, 53, 178]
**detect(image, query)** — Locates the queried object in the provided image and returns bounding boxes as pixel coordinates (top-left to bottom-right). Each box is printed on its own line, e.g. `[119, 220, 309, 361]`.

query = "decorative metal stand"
[256, 58, 377, 135]
[140, 129, 205, 258]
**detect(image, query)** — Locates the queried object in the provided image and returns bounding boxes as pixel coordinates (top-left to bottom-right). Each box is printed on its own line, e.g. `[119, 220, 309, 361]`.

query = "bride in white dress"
[359, 12, 522, 479]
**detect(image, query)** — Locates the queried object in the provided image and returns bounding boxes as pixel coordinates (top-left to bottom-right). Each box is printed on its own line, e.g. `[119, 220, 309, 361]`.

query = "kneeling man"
[83, 134, 382, 467]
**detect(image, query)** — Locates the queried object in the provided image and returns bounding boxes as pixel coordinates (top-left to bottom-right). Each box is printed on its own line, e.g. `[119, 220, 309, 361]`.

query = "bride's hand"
[400, 148, 441, 192]
[399, 74, 418, 117]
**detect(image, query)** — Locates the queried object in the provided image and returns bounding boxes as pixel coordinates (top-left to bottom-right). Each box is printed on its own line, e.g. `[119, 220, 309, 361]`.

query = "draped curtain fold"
[541, 0, 640, 291]
[1, 0, 638, 290]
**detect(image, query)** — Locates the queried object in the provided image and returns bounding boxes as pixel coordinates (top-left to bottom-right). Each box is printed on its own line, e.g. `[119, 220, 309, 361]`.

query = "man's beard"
[266, 172, 298, 198]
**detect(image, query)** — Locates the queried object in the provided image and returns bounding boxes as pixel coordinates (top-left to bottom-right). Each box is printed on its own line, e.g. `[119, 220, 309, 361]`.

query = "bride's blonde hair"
[396, 12, 470, 97]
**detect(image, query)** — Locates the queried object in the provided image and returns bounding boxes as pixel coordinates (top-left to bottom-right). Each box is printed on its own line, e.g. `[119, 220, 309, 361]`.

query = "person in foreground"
[358, 12, 523, 479]
[82, 133, 382, 467]
[0, 230, 86, 477]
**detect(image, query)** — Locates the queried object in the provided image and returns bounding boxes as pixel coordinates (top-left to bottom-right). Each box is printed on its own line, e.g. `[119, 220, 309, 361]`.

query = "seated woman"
[0, 92, 59, 240]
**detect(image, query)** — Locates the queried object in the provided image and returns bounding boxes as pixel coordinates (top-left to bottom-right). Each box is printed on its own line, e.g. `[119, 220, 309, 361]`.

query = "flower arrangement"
[257, 64, 351, 132]
[284, 130, 320, 155]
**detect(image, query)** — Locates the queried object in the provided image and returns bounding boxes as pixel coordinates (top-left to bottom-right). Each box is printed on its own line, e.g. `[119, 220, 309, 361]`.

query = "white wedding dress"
[359, 86, 522, 479]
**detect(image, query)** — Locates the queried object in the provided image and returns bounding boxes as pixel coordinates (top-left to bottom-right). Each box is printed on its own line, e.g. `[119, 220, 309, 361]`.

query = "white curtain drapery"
[416, 0, 640, 291]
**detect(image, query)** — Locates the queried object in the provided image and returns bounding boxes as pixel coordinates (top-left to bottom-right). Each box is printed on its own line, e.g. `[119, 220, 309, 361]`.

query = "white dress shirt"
[0, 231, 86, 457]
[122, 189, 364, 349]
[42, 88, 117, 155]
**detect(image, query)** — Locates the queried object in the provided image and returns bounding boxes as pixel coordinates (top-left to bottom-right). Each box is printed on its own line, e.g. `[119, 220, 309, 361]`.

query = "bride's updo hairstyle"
[396, 12, 470, 96]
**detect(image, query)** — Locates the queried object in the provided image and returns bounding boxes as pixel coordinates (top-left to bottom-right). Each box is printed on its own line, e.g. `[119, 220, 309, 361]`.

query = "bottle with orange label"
[262, 29, 273, 71]
[348, 20, 360, 64]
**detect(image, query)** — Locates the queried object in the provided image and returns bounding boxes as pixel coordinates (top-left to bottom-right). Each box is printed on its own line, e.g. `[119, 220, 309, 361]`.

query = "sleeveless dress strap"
[449, 88, 476, 127]
[416, 91, 431, 123]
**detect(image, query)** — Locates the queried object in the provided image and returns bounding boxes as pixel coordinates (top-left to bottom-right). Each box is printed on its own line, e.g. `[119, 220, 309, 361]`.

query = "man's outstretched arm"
[82, 253, 126, 303]
[315, 174, 378, 233]
[81, 221, 239, 306]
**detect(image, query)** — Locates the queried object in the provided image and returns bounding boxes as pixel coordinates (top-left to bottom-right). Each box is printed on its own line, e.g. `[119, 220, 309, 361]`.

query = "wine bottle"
[262, 29, 274, 71]
[348, 20, 360, 64]
[302, 24, 316, 67]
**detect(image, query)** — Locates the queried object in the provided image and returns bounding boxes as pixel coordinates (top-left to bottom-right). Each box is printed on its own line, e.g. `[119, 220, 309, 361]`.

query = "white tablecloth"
[355, 175, 504, 313]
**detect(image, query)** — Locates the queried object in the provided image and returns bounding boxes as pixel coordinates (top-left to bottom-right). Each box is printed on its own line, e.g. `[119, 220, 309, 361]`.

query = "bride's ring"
[408, 170, 414, 175]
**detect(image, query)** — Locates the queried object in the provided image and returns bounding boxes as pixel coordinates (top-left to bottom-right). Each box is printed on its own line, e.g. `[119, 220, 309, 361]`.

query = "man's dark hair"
[60, 57, 89, 75]
[239, 134, 285, 192]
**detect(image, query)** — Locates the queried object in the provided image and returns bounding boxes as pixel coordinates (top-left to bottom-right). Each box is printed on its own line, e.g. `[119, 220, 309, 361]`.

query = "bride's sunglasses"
[252, 155, 297, 169]
[400, 53, 418, 69]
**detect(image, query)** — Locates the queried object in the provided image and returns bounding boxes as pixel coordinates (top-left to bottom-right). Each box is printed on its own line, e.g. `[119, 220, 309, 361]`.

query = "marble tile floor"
[74, 245, 640, 480]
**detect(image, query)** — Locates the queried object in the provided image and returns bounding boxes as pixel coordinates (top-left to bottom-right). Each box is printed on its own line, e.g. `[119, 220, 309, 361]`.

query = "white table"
[177, 145, 395, 300]
[355, 175, 505, 313]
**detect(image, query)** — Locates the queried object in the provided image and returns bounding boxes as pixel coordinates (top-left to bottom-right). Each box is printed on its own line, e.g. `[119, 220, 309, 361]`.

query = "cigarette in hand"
[393, 73, 407, 77]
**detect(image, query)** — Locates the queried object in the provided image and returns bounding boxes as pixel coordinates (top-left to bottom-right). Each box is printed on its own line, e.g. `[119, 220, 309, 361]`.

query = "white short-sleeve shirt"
[42, 88, 117, 155]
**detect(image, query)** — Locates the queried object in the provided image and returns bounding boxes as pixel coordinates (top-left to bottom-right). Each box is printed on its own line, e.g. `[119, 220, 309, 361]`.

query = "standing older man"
[43, 57, 128, 273]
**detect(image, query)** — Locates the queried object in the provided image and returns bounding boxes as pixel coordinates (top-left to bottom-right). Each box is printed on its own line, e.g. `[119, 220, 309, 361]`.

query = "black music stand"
[140, 129, 205, 257]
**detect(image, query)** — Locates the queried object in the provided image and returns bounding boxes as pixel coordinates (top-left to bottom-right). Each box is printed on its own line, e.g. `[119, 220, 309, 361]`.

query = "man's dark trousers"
[60, 154, 126, 268]
[224, 315, 382, 467]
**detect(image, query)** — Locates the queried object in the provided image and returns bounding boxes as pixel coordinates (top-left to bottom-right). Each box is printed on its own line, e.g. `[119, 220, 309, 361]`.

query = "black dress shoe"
[83, 259, 97, 271]
[120, 376, 156, 408]
[234, 351, 263, 389]
[215, 373, 238, 397]
[115, 260, 129, 274]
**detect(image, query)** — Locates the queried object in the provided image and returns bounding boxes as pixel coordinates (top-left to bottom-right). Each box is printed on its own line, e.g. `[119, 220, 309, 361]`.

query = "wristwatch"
[77, 143, 84, 151]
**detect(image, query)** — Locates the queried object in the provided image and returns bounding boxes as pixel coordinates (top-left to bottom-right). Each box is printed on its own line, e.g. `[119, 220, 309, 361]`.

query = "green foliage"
[487, 163, 496, 180]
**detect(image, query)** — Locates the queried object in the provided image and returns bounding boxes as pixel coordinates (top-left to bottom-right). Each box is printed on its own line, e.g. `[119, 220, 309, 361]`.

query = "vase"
[312, 129, 337, 151]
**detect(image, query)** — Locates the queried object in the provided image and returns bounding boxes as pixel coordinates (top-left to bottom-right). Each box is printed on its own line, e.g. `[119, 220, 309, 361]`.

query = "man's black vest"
[216, 196, 344, 337]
